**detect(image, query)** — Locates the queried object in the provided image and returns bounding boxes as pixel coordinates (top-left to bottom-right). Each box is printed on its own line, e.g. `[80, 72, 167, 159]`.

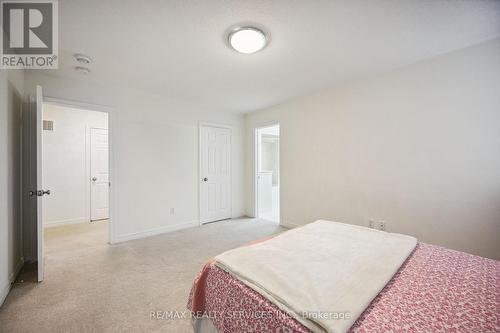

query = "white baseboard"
[1, 257, 24, 307]
[44, 217, 89, 228]
[112, 221, 199, 244]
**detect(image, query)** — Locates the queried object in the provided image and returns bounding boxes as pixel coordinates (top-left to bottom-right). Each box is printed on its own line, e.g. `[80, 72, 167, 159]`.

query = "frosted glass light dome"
[229, 27, 267, 54]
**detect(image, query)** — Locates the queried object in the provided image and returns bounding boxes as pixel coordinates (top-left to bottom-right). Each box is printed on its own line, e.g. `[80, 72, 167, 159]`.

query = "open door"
[35, 86, 46, 282]
[27, 86, 48, 282]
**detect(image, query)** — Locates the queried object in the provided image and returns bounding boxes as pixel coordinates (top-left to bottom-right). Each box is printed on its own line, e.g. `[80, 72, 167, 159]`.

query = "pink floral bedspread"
[187, 243, 500, 332]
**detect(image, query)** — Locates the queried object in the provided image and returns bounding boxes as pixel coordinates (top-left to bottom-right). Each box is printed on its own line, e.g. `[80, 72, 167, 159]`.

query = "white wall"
[0, 69, 25, 305]
[42, 104, 108, 226]
[24, 71, 245, 243]
[245, 38, 500, 260]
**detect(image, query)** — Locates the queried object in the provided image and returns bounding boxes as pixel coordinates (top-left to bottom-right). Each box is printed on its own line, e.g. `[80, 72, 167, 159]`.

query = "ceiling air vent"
[43, 120, 54, 132]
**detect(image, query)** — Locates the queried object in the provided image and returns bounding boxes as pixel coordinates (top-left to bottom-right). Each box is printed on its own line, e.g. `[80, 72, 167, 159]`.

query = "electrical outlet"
[170, 208, 175, 215]
[379, 221, 386, 231]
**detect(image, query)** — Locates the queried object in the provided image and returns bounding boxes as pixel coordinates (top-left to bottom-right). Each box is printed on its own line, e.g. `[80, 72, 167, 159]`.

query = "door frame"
[198, 122, 233, 225]
[43, 97, 116, 244]
[254, 122, 280, 222]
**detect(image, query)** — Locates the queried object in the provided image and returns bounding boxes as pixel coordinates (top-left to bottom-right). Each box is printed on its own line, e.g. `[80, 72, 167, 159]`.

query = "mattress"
[187, 242, 499, 332]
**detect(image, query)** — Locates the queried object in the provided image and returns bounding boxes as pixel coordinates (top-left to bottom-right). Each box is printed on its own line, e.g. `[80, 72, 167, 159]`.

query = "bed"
[187, 220, 499, 333]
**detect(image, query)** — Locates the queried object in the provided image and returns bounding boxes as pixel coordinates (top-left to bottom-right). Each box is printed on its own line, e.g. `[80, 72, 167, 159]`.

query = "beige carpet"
[0, 218, 285, 333]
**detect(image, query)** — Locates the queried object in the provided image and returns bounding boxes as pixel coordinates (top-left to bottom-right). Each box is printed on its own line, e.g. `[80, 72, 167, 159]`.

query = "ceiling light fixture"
[74, 53, 92, 65]
[228, 27, 268, 54]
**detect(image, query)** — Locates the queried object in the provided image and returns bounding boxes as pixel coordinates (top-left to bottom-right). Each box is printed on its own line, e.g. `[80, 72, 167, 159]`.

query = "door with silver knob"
[25, 84, 46, 282]
[199, 125, 231, 224]
[90, 128, 109, 221]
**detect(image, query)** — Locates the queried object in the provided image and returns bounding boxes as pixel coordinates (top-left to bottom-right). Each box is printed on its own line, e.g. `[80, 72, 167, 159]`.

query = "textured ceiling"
[47, 0, 500, 113]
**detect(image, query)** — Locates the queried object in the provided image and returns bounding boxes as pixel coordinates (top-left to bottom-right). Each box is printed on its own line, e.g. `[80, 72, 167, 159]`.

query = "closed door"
[90, 128, 109, 221]
[200, 125, 231, 224]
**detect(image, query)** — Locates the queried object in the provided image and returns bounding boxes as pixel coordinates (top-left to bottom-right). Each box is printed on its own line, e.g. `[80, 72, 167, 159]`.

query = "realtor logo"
[1, 0, 58, 69]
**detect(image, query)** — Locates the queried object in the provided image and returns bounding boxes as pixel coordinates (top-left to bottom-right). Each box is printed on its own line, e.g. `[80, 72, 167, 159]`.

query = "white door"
[90, 128, 109, 221]
[33, 85, 46, 282]
[200, 125, 231, 224]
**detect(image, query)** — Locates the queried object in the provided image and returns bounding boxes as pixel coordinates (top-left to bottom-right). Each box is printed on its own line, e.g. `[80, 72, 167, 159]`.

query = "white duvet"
[214, 220, 417, 333]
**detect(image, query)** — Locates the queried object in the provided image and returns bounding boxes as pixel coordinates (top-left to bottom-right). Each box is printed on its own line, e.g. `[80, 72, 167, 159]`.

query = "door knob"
[36, 190, 50, 196]
[203, 177, 208, 182]
[92, 177, 97, 182]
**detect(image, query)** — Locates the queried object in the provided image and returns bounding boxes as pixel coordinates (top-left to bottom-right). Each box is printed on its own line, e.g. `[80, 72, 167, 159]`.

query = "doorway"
[41, 101, 110, 256]
[255, 124, 280, 223]
[23, 87, 114, 282]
